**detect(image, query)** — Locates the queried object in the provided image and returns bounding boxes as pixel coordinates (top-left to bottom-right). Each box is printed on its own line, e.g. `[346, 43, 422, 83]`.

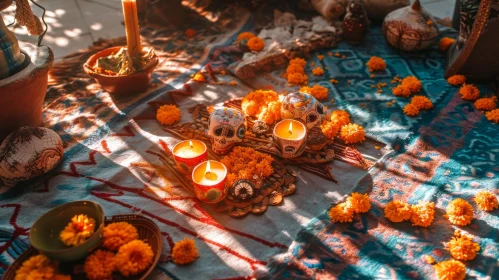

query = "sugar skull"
[281, 92, 325, 129]
[208, 107, 247, 154]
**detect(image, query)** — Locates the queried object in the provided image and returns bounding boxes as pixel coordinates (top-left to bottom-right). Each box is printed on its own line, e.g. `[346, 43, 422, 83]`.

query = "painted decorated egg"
[0, 127, 63, 185]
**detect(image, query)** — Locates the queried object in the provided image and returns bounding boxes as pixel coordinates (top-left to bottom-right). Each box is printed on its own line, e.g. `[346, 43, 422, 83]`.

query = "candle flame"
[204, 161, 214, 180]
[288, 122, 293, 135]
[189, 141, 193, 148]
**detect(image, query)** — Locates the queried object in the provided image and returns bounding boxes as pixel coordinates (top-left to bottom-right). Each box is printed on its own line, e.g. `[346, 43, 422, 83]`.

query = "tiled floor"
[1, 0, 455, 60]
[1, 0, 124, 60]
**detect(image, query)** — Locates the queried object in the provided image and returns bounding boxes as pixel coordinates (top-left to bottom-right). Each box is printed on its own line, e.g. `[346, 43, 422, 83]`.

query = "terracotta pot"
[83, 46, 158, 95]
[0, 43, 53, 141]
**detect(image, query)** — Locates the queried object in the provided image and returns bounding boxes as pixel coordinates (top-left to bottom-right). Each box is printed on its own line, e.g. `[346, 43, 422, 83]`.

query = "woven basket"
[2, 214, 163, 280]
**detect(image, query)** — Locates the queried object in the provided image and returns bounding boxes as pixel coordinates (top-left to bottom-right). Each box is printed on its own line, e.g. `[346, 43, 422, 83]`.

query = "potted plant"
[0, 0, 53, 141]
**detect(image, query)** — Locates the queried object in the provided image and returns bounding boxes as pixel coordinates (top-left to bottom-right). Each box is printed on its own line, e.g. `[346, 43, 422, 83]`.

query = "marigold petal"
[366, 56, 386, 72]
[404, 103, 420, 117]
[384, 200, 412, 222]
[486, 109, 499, 123]
[459, 84, 480, 101]
[410, 201, 435, 227]
[439, 37, 455, 52]
[84, 250, 116, 280]
[433, 259, 466, 280]
[447, 230, 480, 261]
[447, 75, 466, 86]
[156, 104, 181, 126]
[172, 238, 200, 265]
[115, 240, 154, 276]
[474, 191, 498, 211]
[102, 222, 139, 251]
[340, 123, 365, 144]
[445, 198, 474, 226]
[329, 202, 354, 223]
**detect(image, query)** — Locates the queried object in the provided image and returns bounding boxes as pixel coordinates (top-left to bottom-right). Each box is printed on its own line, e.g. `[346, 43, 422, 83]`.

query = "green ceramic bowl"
[29, 200, 105, 262]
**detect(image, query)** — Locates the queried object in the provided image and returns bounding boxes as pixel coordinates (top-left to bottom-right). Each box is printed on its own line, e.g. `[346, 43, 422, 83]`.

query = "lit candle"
[172, 140, 208, 175]
[273, 119, 307, 158]
[192, 160, 228, 203]
[121, 0, 142, 58]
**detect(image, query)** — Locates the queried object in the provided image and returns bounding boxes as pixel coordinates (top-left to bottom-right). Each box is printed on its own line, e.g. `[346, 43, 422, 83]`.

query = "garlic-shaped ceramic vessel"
[382, 0, 439, 51]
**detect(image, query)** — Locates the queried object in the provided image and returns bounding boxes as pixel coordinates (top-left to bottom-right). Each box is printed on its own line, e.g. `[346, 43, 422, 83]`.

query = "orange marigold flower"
[447, 230, 480, 261]
[185, 29, 196, 37]
[287, 72, 308, 85]
[229, 81, 238, 86]
[474, 97, 496, 111]
[459, 84, 480, 101]
[15, 255, 58, 280]
[289, 57, 307, 67]
[392, 85, 412, 97]
[447, 75, 466, 86]
[474, 191, 498, 211]
[403, 103, 420, 117]
[247, 37, 265, 52]
[340, 123, 366, 144]
[286, 64, 305, 75]
[115, 240, 154, 276]
[384, 200, 412, 222]
[312, 67, 325, 76]
[237, 31, 255, 41]
[172, 237, 200, 265]
[221, 147, 274, 187]
[330, 110, 351, 128]
[241, 89, 281, 124]
[411, 95, 433, 110]
[21, 267, 57, 280]
[321, 121, 340, 139]
[192, 73, 206, 82]
[347, 192, 371, 213]
[334, 52, 340, 57]
[330, 78, 338, 84]
[102, 222, 139, 251]
[300, 85, 328, 100]
[486, 109, 499, 123]
[84, 250, 116, 280]
[366, 56, 386, 72]
[434, 259, 466, 280]
[329, 202, 354, 223]
[445, 198, 474, 226]
[410, 201, 435, 227]
[439, 37, 456, 52]
[317, 55, 324, 60]
[60, 214, 96, 247]
[402, 76, 422, 93]
[258, 101, 282, 124]
[156, 104, 181, 126]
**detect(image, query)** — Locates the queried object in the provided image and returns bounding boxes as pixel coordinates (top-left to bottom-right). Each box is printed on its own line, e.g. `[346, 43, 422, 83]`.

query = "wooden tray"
[2, 214, 163, 280]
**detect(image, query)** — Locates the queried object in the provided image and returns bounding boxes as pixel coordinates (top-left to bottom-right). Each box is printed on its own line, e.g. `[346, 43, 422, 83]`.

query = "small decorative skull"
[208, 107, 247, 154]
[281, 92, 325, 129]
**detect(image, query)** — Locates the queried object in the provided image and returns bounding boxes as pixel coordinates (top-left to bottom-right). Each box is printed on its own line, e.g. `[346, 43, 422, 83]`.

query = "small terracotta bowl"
[83, 46, 158, 95]
[29, 200, 105, 262]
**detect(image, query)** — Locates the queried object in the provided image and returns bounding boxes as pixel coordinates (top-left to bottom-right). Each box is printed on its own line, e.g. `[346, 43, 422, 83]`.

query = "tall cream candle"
[122, 0, 142, 57]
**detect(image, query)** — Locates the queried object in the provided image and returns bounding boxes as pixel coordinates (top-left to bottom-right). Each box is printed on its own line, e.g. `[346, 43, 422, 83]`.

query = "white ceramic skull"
[281, 92, 325, 129]
[208, 107, 247, 154]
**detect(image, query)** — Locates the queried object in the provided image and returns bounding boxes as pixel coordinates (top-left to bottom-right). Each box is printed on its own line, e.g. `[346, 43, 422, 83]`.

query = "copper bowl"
[83, 46, 158, 95]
